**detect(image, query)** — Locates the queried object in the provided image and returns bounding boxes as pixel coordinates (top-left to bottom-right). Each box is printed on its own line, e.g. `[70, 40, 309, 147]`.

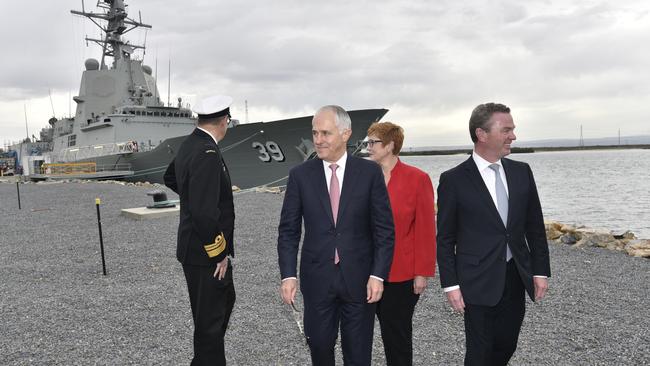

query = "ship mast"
[71, 0, 152, 70]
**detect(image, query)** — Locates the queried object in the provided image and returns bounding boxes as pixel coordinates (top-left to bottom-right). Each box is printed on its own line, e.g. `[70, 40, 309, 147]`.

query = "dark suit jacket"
[436, 156, 550, 306]
[277, 155, 395, 302]
[164, 128, 235, 266]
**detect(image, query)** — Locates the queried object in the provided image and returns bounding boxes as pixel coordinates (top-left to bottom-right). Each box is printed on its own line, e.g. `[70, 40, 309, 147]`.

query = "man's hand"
[534, 277, 549, 301]
[366, 277, 384, 303]
[413, 275, 428, 295]
[280, 278, 298, 305]
[446, 288, 465, 313]
[213, 257, 228, 280]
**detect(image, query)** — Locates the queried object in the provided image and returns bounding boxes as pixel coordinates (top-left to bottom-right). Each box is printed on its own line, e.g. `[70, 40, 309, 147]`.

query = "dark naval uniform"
[164, 126, 236, 366]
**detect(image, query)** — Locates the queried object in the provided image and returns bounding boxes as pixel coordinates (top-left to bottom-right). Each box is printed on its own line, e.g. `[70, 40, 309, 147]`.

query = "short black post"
[95, 198, 107, 275]
[16, 181, 21, 210]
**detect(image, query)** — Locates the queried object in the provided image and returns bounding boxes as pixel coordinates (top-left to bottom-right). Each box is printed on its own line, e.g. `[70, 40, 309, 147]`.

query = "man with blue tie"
[436, 103, 551, 365]
[278, 105, 395, 365]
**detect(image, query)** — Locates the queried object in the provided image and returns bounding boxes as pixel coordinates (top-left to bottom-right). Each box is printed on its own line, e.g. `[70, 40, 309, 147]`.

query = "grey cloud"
[2, 0, 650, 144]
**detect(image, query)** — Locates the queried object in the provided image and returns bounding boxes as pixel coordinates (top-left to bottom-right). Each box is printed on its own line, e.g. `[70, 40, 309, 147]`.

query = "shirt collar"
[323, 152, 348, 171]
[197, 126, 219, 146]
[472, 150, 502, 171]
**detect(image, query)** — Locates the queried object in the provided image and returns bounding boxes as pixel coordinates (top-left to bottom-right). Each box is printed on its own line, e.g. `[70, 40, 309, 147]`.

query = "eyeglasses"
[365, 139, 383, 147]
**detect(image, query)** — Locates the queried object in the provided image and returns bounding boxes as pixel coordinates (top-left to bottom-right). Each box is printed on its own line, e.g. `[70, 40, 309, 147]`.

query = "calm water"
[401, 149, 650, 239]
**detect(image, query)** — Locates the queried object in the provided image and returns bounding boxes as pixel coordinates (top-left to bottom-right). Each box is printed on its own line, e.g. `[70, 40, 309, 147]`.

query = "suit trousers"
[463, 260, 525, 366]
[376, 279, 420, 366]
[303, 265, 376, 366]
[183, 262, 236, 366]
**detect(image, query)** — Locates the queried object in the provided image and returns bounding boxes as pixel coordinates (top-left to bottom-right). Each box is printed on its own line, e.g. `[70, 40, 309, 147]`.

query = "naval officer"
[164, 95, 236, 366]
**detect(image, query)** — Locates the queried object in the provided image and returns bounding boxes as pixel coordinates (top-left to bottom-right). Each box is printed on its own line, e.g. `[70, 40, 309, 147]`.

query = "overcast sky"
[1, 0, 649, 147]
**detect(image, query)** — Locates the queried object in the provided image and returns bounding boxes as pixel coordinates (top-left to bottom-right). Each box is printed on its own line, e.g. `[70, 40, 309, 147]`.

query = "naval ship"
[28, 0, 387, 189]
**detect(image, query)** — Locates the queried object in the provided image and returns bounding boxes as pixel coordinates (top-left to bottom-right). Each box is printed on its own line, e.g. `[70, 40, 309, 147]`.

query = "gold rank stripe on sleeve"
[204, 233, 227, 258]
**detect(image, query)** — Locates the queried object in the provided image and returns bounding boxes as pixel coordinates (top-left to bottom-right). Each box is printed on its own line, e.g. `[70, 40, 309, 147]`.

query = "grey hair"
[314, 105, 351, 132]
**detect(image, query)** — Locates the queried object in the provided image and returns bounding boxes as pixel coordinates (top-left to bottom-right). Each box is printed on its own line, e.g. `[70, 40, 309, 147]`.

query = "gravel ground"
[0, 181, 648, 365]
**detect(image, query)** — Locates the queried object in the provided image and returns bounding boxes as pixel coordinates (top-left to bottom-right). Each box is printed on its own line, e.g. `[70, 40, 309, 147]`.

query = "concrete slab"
[121, 205, 180, 220]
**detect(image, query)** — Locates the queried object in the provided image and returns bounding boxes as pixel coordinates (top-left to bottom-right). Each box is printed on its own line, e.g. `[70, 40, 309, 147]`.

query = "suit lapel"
[313, 159, 335, 226]
[462, 157, 505, 229]
[337, 155, 359, 223]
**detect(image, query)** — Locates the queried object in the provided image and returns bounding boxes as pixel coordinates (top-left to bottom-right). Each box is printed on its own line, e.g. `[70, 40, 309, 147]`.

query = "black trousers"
[463, 260, 525, 366]
[303, 265, 376, 366]
[183, 262, 236, 366]
[376, 279, 421, 366]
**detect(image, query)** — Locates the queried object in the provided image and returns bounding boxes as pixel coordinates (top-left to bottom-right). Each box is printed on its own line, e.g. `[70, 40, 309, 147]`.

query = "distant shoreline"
[398, 144, 650, 156]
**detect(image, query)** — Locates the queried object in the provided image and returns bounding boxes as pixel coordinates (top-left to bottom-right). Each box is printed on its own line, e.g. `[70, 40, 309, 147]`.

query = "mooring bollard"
[95, 198, 107, 275]
[16, 181, 21, 210]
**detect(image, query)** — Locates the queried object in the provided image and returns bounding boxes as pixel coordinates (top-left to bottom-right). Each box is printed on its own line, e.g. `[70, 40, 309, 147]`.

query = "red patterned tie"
[330, 164, 340, 264]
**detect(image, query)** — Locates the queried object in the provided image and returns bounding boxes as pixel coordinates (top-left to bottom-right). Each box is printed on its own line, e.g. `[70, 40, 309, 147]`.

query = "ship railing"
[41, 162, 97, 175]
[41, 163, 132, 175]
[58, 141, 142, 162]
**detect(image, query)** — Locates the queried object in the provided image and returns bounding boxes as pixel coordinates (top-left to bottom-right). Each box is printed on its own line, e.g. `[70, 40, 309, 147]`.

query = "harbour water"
[402, 149, 650, 239]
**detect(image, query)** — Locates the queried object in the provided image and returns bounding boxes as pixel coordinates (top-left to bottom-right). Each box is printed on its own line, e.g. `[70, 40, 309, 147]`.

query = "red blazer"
[386, 160, 436, 282]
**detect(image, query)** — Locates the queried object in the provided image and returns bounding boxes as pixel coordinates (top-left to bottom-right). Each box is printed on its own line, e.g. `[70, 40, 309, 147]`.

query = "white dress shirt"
[323, 152, 347, 195]
[473, 152, 509, 206]
[443, 151, 545, 293]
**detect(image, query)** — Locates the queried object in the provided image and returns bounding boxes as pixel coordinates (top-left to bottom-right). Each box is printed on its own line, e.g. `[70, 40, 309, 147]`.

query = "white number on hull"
[252, 141, 286, 162]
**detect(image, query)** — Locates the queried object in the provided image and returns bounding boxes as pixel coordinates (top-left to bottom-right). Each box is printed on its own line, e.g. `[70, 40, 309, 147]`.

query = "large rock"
[560, 224, 577, 234]
[612, 231, 636, 243]
[573, 230, 618, 249]
[546, 227, 563, 240]
[625, 240, 650, 258]
[545, 221, 564, 240]
[544, 220, 562, 230]
[560, 233, 578, 245]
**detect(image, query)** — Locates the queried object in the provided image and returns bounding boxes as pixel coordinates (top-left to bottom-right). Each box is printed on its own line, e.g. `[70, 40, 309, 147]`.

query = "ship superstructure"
[50, 0, 195, 163]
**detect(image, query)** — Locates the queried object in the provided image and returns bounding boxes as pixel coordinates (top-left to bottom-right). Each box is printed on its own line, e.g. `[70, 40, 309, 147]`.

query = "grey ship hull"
[74, 109, 387, 189]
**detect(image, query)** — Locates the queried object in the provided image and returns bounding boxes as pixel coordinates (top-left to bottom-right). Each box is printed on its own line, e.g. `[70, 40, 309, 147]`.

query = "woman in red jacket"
[367, 122, 436, 366]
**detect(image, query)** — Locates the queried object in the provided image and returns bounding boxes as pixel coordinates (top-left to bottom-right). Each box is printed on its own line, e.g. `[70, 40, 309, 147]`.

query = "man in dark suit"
[164, 95, 236, 366]
[278, 105, 395, 365]
[436, 102, 551, 366]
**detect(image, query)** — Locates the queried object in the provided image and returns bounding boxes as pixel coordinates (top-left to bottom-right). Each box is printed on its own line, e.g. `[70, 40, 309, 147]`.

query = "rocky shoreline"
[545, 221, 650, 258]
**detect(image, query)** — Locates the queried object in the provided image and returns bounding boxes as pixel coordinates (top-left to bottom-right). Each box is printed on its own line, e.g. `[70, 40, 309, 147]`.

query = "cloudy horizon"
[1, 0, 649, 148]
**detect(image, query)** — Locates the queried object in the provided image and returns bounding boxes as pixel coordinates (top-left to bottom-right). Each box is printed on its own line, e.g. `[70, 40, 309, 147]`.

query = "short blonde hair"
[367, 121, 404, 155]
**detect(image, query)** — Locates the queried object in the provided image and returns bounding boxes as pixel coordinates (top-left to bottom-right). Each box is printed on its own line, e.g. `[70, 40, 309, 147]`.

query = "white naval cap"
[193, 95, 233, 119]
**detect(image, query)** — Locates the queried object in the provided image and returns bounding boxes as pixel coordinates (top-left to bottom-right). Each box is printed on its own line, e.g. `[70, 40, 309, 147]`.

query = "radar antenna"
[71, 0, 152, 69]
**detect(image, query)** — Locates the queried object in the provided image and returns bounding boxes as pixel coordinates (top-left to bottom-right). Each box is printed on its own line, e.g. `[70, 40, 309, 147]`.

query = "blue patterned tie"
[489, 164, 512, 261]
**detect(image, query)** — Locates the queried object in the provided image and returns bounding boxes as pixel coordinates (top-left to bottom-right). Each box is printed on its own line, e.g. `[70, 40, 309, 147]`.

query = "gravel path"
[1, 181, 648, 365]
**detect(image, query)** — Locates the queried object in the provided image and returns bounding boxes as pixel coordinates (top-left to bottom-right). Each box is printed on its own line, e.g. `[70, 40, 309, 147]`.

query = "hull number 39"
[252, 141, 285, 162]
